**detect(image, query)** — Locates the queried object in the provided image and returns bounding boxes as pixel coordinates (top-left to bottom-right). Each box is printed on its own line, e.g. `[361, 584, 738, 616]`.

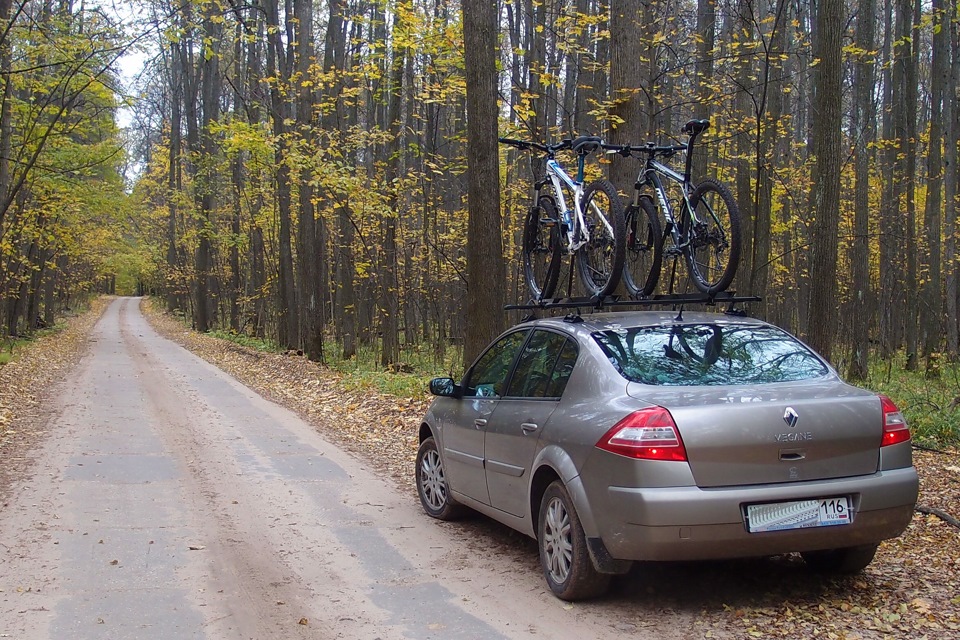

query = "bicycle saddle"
[571, 136, 603, 155]
[682, 119, 710, 135]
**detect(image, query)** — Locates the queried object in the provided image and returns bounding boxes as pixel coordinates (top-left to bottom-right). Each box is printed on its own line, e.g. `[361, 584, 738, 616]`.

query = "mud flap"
[586, 537, 633, 575]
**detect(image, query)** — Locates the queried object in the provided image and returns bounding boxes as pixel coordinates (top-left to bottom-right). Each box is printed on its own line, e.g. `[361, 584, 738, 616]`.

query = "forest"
[0, 0, 958, 384]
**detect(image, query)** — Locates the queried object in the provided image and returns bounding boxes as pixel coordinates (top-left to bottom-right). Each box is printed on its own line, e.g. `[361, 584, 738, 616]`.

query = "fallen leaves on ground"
[4, 297, 957, 639]
[141, 300, 960, 639]
[0, 298, 110, 502]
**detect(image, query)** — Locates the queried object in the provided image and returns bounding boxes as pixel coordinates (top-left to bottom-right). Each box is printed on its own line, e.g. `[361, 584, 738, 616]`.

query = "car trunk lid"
[627, 381, 882, 487]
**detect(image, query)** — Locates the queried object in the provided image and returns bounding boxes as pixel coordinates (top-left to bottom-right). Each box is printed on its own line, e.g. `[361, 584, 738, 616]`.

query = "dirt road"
[0, 298, 690, 639]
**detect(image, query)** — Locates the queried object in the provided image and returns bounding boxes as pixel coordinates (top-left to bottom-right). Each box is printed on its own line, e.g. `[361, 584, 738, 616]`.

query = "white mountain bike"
[499, 136, 626, 300]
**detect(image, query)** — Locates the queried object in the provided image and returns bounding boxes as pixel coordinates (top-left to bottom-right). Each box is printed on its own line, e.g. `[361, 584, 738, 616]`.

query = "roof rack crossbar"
[505, 292, 761, 311]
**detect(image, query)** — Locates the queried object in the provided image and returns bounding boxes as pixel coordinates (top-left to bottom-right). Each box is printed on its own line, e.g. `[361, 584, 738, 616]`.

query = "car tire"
[537, 481, 610, 600]
[416, 437, 464, 520]
[801, 543, 879, 574]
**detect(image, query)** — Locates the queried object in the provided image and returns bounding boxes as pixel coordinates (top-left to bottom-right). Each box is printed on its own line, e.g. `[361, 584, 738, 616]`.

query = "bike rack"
[505, 291, 761, 314]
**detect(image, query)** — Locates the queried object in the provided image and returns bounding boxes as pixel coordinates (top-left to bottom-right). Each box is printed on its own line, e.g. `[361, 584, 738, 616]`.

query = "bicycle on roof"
[604, 119, 741, 297]
[499, 135, 626, 301]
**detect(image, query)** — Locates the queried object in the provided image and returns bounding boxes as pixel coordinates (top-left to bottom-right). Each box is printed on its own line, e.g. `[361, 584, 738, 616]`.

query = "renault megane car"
[415, 311, 919, 600]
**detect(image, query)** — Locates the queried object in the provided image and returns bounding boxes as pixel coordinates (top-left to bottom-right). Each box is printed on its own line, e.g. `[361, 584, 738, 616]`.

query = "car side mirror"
[429, 377, 460, 398]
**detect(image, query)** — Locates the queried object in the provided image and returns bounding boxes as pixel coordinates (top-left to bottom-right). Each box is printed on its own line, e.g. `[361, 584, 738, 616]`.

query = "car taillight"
[879, 395, 910, 447]
[596, 407, 687, 461]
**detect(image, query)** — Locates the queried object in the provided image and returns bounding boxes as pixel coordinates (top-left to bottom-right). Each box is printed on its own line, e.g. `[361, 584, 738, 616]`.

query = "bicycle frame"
[542, 156, 615, 254]
[543, 159, 588, 253]
[639, 160, 695, 253]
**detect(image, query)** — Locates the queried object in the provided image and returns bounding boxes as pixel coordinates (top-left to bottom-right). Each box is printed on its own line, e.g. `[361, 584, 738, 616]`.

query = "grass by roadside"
[206, 325, 458, 399]
[865, 356, 960, 450]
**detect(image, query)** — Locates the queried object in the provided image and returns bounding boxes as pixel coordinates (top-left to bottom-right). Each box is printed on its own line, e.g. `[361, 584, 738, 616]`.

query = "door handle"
[474, 419, 488, 429]
[779, 451, 806, 461]
[521, 422, 539, 434]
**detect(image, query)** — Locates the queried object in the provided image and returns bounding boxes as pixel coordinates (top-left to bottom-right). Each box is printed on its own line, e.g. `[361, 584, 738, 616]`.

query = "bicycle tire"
[683, 178, 741, 294]
[621, 195, 663, 298]
[575, 179, 626, 298]
[523, 196, 562, 300]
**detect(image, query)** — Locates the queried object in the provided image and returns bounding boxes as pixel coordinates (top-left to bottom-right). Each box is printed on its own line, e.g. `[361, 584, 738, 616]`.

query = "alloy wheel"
[419, 448, 448, 511]
[542, 496, 573, 584]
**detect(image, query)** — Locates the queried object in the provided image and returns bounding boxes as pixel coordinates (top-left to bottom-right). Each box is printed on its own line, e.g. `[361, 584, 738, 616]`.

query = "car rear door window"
[505, 330, 577, 399]
[593, 324, 828, 386]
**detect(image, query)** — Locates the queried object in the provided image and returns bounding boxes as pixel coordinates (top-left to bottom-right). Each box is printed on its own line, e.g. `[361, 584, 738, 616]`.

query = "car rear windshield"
[593, 324, 829, 386]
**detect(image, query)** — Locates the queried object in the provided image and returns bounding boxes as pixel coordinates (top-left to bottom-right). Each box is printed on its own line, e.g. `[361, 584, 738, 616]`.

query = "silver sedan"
[415, 311, 918, 600]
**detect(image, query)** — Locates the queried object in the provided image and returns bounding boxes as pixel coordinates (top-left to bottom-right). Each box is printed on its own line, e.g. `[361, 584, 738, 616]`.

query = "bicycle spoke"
[684, 179, 741, 294]
[622, 198, 662, 297]
[575, 180, 625, 298]
[523, 198, 562, 300]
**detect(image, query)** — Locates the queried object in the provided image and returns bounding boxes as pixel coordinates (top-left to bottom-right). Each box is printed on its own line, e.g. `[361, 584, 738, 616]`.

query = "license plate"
[746, 497, 851, 533]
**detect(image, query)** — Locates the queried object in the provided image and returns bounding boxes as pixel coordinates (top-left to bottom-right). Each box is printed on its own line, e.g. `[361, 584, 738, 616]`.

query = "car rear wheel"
[801, 543, 879, 574]
[538, 481, 610, 600]
[416, 437, 463, 520]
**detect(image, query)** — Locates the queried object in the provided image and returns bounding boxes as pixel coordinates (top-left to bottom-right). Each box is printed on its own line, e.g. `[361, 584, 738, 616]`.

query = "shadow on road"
[450, 510, 869, 611]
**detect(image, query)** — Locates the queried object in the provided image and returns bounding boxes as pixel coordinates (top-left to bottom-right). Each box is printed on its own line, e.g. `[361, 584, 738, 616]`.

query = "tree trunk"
[0, 0, 13, 232]
[732, 0, 754, 297]
[265, 0, 299, 349]
[692, 0, 715, 182]
[847, 0, 877, 381]
[946, 0, 960, 357]
[878, 0, 897, 358]
[294, 0, 324, 361]
[608, 0, 642, 194]
[922, 0, 947, 373]
[902, 0, 920, 370]
[167, 38, 183, 314]
[462, 0, 505, 367]
[380, 0, 408, 368]
[804, 0, 843, 361]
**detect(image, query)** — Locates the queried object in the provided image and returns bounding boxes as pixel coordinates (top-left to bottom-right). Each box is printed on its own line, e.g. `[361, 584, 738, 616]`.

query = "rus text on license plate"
[746, 497, 850, 533]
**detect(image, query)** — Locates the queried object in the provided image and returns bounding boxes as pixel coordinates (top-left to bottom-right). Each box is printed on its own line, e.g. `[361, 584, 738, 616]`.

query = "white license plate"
[746, 497, 851, 533]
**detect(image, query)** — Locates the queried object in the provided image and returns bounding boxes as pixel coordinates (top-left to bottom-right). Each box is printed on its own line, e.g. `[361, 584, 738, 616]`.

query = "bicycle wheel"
[523, 196, 562, 300]
[575, 179, 625, 298]
[621, 195, 663, 298]
[683, 178, 741, 294]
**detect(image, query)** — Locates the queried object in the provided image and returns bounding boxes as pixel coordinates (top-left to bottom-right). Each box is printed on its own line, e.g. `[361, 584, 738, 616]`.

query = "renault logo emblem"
[783, 407, 799, 428]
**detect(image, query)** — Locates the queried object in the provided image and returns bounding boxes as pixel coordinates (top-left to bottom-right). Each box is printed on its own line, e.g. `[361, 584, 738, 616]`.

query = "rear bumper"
[596, 467, 918, 561]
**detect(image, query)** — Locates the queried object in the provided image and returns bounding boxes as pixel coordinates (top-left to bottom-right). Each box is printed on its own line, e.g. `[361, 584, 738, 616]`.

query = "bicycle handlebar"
[602, 142, 686, 158]
[601, 118, 712, 159]
[499, 136, 606, 157]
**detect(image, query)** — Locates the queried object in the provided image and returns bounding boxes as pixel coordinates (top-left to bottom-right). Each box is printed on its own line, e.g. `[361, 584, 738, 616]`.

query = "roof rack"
[505, 291, 761, 313]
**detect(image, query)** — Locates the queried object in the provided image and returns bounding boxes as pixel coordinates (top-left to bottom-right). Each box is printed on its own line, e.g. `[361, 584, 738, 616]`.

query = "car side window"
[505, 330, 578, 399]
[463, 330, 529, 398]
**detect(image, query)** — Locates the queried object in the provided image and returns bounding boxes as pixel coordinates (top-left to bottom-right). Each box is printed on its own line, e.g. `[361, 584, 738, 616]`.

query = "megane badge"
[783, 407, 799, 428]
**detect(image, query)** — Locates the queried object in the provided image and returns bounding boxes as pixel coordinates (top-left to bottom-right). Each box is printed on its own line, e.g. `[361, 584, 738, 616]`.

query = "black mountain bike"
[500, 136, 626, 300]
[605, 119, 741, 296]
